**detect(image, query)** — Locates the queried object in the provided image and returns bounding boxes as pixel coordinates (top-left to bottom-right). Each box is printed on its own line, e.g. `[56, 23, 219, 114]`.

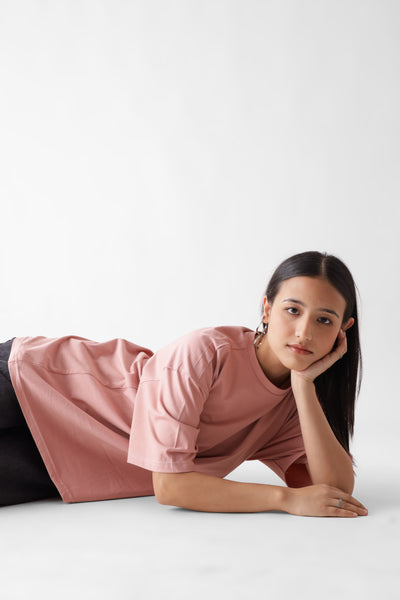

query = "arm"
[153, 471, 284, 513]
[291, 377, 354, 493]
[152, 471, 367, 516]
[290, 330, 355, 494]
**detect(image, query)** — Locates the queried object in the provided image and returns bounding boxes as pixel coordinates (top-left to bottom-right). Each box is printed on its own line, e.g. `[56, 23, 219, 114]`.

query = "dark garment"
[0, 338, 60, 505]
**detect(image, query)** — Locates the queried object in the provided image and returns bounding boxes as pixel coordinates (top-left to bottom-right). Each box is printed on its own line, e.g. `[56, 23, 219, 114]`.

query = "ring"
[337, 498, 343, 508]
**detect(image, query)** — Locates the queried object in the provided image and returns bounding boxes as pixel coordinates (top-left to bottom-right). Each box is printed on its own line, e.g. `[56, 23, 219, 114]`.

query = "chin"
[280, 352, 315, 371]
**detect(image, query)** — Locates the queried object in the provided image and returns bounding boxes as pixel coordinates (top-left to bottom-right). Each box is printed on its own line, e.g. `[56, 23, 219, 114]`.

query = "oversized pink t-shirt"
[8, 326, 307, 503]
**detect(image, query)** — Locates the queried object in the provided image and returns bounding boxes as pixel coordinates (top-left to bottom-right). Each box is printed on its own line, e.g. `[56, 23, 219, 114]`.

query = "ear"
[262, 296, 272, 323]
[342, 317, 355, 332]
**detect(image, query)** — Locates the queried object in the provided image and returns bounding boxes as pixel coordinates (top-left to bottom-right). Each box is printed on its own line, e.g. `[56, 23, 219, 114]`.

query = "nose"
[295, 317, 313, 343]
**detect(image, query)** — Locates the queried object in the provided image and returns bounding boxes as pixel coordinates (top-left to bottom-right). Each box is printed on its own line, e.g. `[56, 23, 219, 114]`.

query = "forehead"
[275, 276, 346, 315]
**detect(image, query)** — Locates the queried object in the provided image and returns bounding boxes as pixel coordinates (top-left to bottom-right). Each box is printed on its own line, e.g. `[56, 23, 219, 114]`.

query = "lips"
[287, 344, 313, 355]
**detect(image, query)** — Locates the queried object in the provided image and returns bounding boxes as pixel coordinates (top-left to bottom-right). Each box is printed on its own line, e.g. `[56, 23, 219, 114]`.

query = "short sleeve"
[127, 364, 213, 473]
[260, 453, 308, 483]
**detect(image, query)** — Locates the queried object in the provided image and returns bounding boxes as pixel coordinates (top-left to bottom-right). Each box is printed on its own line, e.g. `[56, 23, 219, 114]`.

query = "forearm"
[153, 471, 287, 513]
[292, 378, 354, 493]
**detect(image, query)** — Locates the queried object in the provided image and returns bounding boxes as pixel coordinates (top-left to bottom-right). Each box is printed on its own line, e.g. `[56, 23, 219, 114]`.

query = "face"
[260, 276, 353, 377]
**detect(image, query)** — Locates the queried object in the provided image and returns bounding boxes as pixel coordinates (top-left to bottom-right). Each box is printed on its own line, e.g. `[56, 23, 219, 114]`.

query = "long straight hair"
[263, 251, 362, 455]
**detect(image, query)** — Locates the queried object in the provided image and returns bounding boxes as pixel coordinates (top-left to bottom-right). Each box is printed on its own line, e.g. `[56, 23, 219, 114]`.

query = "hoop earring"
[254, 319, 268, 347]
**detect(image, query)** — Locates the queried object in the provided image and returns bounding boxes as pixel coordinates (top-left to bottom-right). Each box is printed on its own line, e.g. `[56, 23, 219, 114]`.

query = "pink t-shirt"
[8, 327, 307, 503]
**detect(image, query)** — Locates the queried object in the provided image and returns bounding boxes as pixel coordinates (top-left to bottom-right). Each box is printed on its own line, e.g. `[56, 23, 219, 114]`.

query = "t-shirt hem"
[128, 454, 195, 473]
[260, 450, 308, 482]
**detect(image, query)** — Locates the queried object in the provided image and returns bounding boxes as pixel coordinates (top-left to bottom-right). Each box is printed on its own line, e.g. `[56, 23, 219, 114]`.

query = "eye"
[318, 316, 332, 325]
[286, 307, 300, 315]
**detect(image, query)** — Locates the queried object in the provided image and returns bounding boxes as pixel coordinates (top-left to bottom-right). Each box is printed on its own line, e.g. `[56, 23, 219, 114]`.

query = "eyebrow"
[281, 298, 340, 319]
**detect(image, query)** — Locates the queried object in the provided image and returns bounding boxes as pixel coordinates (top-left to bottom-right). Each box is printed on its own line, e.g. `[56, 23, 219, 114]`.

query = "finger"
[313, 349, 341, 372]
[330, 507, 359, 518]
[338, 330, 348, 357]
[335, 499, 368, 516]
[326, 334, 347, 364]
[334, 331, 347, 359]
[341, 492, 368, 511]
[330, 493, 368, 515]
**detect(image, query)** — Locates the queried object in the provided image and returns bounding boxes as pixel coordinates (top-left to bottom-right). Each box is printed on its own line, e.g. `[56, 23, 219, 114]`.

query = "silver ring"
[337, 498, 343, 508]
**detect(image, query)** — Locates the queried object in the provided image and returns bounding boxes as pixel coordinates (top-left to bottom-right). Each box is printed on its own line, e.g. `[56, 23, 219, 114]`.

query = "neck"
[255, 337, 291, 389]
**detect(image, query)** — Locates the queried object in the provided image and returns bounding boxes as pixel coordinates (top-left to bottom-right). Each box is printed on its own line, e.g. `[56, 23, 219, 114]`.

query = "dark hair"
[263, 251, 362, 456]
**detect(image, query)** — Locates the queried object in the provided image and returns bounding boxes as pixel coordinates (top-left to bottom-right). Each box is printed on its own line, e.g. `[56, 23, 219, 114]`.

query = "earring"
[254, 318, 268, 347]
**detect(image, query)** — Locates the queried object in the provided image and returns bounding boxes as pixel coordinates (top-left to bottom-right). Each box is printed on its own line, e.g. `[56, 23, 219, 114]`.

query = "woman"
[0, 251, 368, 517]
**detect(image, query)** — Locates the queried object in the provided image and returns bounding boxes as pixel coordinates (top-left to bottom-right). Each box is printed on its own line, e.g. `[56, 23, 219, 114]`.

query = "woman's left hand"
[291, 329, 347, 385]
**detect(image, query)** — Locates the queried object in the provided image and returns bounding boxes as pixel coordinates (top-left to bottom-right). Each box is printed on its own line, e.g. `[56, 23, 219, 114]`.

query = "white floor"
[1, 1, 399, 597]
[1, 460, 399, 600]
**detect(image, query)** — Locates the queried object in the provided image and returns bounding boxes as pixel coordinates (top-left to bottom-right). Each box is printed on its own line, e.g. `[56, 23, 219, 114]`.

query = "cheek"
[268, 316, 284, 334]
[267, 319, 291, 347]
[269, 311, 290, 331]
[318, 330, 340, 355]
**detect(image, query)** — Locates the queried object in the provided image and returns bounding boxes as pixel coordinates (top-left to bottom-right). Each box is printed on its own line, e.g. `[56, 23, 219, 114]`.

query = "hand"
[284, 483, 368, 518]
[291, 329, 347, 384]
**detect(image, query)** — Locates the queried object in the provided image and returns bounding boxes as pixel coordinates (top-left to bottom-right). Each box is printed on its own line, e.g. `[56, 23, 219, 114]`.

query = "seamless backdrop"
[0, 2, 399, 599]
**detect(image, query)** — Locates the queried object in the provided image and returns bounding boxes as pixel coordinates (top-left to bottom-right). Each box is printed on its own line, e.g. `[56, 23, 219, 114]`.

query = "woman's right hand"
[284, 483, 368, 517]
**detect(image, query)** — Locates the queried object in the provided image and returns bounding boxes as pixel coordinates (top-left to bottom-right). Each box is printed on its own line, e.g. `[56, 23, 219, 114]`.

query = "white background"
[1, 2, 399, 599]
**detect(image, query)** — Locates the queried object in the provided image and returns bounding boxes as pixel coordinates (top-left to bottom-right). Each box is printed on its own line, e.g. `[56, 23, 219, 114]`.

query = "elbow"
[342, 478, 355, 495]
[152, 472, 178, 506]
[335, 466, 355, 495]
[307, 458, 355, 495]
[152, 472, 170, 505]
[153, 471, 201, 509]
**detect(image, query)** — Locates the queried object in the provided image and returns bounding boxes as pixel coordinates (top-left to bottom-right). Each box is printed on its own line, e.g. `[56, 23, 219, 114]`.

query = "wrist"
[278, 486, 293, 514]
[291, 371, 316, 393]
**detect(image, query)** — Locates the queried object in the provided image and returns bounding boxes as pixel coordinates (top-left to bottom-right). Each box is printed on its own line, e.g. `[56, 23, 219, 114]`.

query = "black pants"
[0, 339, 60, 505]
